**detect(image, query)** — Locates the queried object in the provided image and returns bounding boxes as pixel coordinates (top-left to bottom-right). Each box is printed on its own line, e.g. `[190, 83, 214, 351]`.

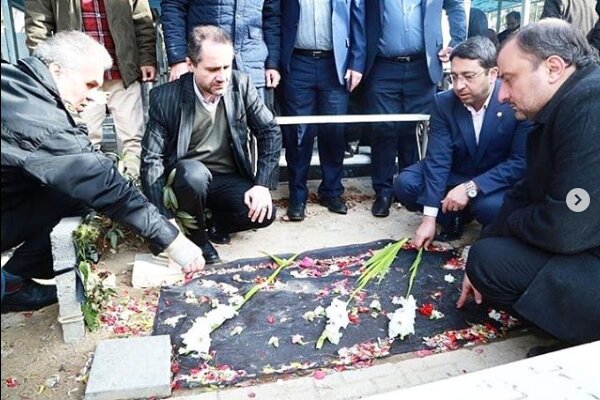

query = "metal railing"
[275, 114, 431, 160]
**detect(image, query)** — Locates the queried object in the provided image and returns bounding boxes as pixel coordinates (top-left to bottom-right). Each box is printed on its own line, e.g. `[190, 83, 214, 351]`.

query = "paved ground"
[1, 178, 550, 399]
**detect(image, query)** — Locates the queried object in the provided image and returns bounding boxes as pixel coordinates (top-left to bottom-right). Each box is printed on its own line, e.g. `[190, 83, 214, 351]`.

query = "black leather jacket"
[1, 57, 178, 253]
[141, 71, 281, 217]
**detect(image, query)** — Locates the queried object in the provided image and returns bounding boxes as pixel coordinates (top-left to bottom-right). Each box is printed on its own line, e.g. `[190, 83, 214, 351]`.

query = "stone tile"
[84, 335, 172, 400]
[131, 253, 184, 288]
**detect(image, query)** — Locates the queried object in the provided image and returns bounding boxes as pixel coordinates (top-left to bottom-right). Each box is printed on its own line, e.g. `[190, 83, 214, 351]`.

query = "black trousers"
[466, 237, 552, 308]
[1, 188, 84, 279]
[172, 160, 276, 247]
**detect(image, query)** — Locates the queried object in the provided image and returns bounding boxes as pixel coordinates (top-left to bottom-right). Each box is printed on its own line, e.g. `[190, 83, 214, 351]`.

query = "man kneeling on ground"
[394, 36, 532, 247]
[141, 25, 282, 265]
[1, 31, 205, 313]
[458, 19, 600, 348]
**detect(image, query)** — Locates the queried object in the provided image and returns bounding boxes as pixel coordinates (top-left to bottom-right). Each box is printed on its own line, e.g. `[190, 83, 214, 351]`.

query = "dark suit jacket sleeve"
[417, 94, 454, 208]
[263, 0, 281, 70]
[473, 119, 531, 195]
[242, 75, 282, 189]
[160, 0, 189, 65]
[348, 0, 367, 73]
[141, 87, 174, 218]
[444, 0, 467, 47]
[540, 0, 563, 19]
[506, 89, 600, 254]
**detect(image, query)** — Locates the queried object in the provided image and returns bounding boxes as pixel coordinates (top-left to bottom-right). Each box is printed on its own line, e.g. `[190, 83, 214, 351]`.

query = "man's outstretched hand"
[456, 274, 483, 308]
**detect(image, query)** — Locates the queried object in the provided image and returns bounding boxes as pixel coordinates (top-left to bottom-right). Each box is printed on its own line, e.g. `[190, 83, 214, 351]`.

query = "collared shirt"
[464, 88, 494, 145]
[193, 79, 222, 117]
[423, 88, 494, 218]
[378, 0, 424, 57]
[81, 0, 121, 81]
[295, 0, 333, 50]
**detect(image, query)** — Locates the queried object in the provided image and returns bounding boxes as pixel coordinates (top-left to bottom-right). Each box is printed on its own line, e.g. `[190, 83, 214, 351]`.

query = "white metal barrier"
[275, 113, 430, 160]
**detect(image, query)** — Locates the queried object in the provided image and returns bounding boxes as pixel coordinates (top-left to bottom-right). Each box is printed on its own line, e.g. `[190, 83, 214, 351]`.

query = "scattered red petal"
[313, 370, 327, 380]
[22, 312, 33, 318]
[171, 362, 180, 374]
[267, 315, 276, 324]
[248, 391, 256, 398]
[5, 378, 18, 388]
[415, 349, 434, 358]
[418, 303, 434, 317]
[357, 306, 370, 313]
[348, 313, 360, 325]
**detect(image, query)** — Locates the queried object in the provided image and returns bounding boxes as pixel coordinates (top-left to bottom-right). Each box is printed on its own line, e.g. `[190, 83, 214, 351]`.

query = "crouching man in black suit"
[457, 19, 600, 348]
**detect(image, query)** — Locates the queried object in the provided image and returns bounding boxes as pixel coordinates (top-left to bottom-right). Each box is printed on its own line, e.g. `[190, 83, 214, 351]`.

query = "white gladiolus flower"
[388, 295, 417, 340]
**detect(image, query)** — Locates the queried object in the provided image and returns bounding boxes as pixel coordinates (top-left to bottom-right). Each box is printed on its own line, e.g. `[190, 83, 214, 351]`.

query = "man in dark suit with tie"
[394, 36, 532, 247]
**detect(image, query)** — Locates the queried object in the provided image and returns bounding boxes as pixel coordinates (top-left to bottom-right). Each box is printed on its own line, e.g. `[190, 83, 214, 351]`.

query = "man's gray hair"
[33, 31, 112, 71]
[506, 19, 598, 69]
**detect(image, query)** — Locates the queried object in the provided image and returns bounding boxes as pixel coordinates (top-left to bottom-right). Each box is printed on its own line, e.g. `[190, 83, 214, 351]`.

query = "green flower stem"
[406, 248, 424, 297]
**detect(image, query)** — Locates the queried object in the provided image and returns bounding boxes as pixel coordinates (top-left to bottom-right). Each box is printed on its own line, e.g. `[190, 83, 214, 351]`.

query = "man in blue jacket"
[161, 0, 281, 103]
[280, 0, 366, 221]
[364, 0, 467, 218]
[395, 36, 532, 246]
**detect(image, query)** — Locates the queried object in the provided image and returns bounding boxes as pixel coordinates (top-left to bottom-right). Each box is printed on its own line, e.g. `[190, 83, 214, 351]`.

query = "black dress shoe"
[435, 216, 465, 242]
[208, 225, 230, 245]
[287, 202, 306, 221]
[199, 241, 221, 265]
[371, 196, 392, 217]
[1, 280, 58, 314]
[320, 197, 348, 215]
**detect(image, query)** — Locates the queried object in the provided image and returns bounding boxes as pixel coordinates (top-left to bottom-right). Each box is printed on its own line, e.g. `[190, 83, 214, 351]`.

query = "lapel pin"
[497, 111, 503, 118]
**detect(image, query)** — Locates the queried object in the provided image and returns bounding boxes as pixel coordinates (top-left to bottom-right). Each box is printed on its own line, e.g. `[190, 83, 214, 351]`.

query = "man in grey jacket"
[1, 31, 204, 313]
[141, 25, 282, 265]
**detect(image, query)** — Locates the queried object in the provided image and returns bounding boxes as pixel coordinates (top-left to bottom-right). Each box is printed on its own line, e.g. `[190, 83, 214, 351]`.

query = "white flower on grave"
[370, 299, 382, 311]
[230, 326, 244, 336]
[321, 298, 350, 346]
[391, 296, 403, 305]
[444, 274, 456, 283]
[228, 294, 244, 307]
[268, 336, 280, 348]
[291, 334, 306, 345]
[388, 295, 417, 340]
[302, 311, 316, 322]
[430, 310, 444, 320]
[163, 314, 186, 328]
[314, 305, 326, 317]
[180, 304, 237, 355]
[184, 290, 198, 303]
[179, 317, 211, 356]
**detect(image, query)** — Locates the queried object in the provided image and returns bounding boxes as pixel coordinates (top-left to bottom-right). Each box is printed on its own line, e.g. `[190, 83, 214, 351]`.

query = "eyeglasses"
[449, 70, 487, 84]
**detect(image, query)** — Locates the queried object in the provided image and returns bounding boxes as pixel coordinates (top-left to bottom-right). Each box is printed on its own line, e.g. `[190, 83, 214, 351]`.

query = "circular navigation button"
[566, 188, 590, 212]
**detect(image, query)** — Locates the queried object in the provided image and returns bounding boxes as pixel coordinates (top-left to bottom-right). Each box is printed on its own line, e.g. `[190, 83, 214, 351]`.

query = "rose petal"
[313, 370, 327, 380]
